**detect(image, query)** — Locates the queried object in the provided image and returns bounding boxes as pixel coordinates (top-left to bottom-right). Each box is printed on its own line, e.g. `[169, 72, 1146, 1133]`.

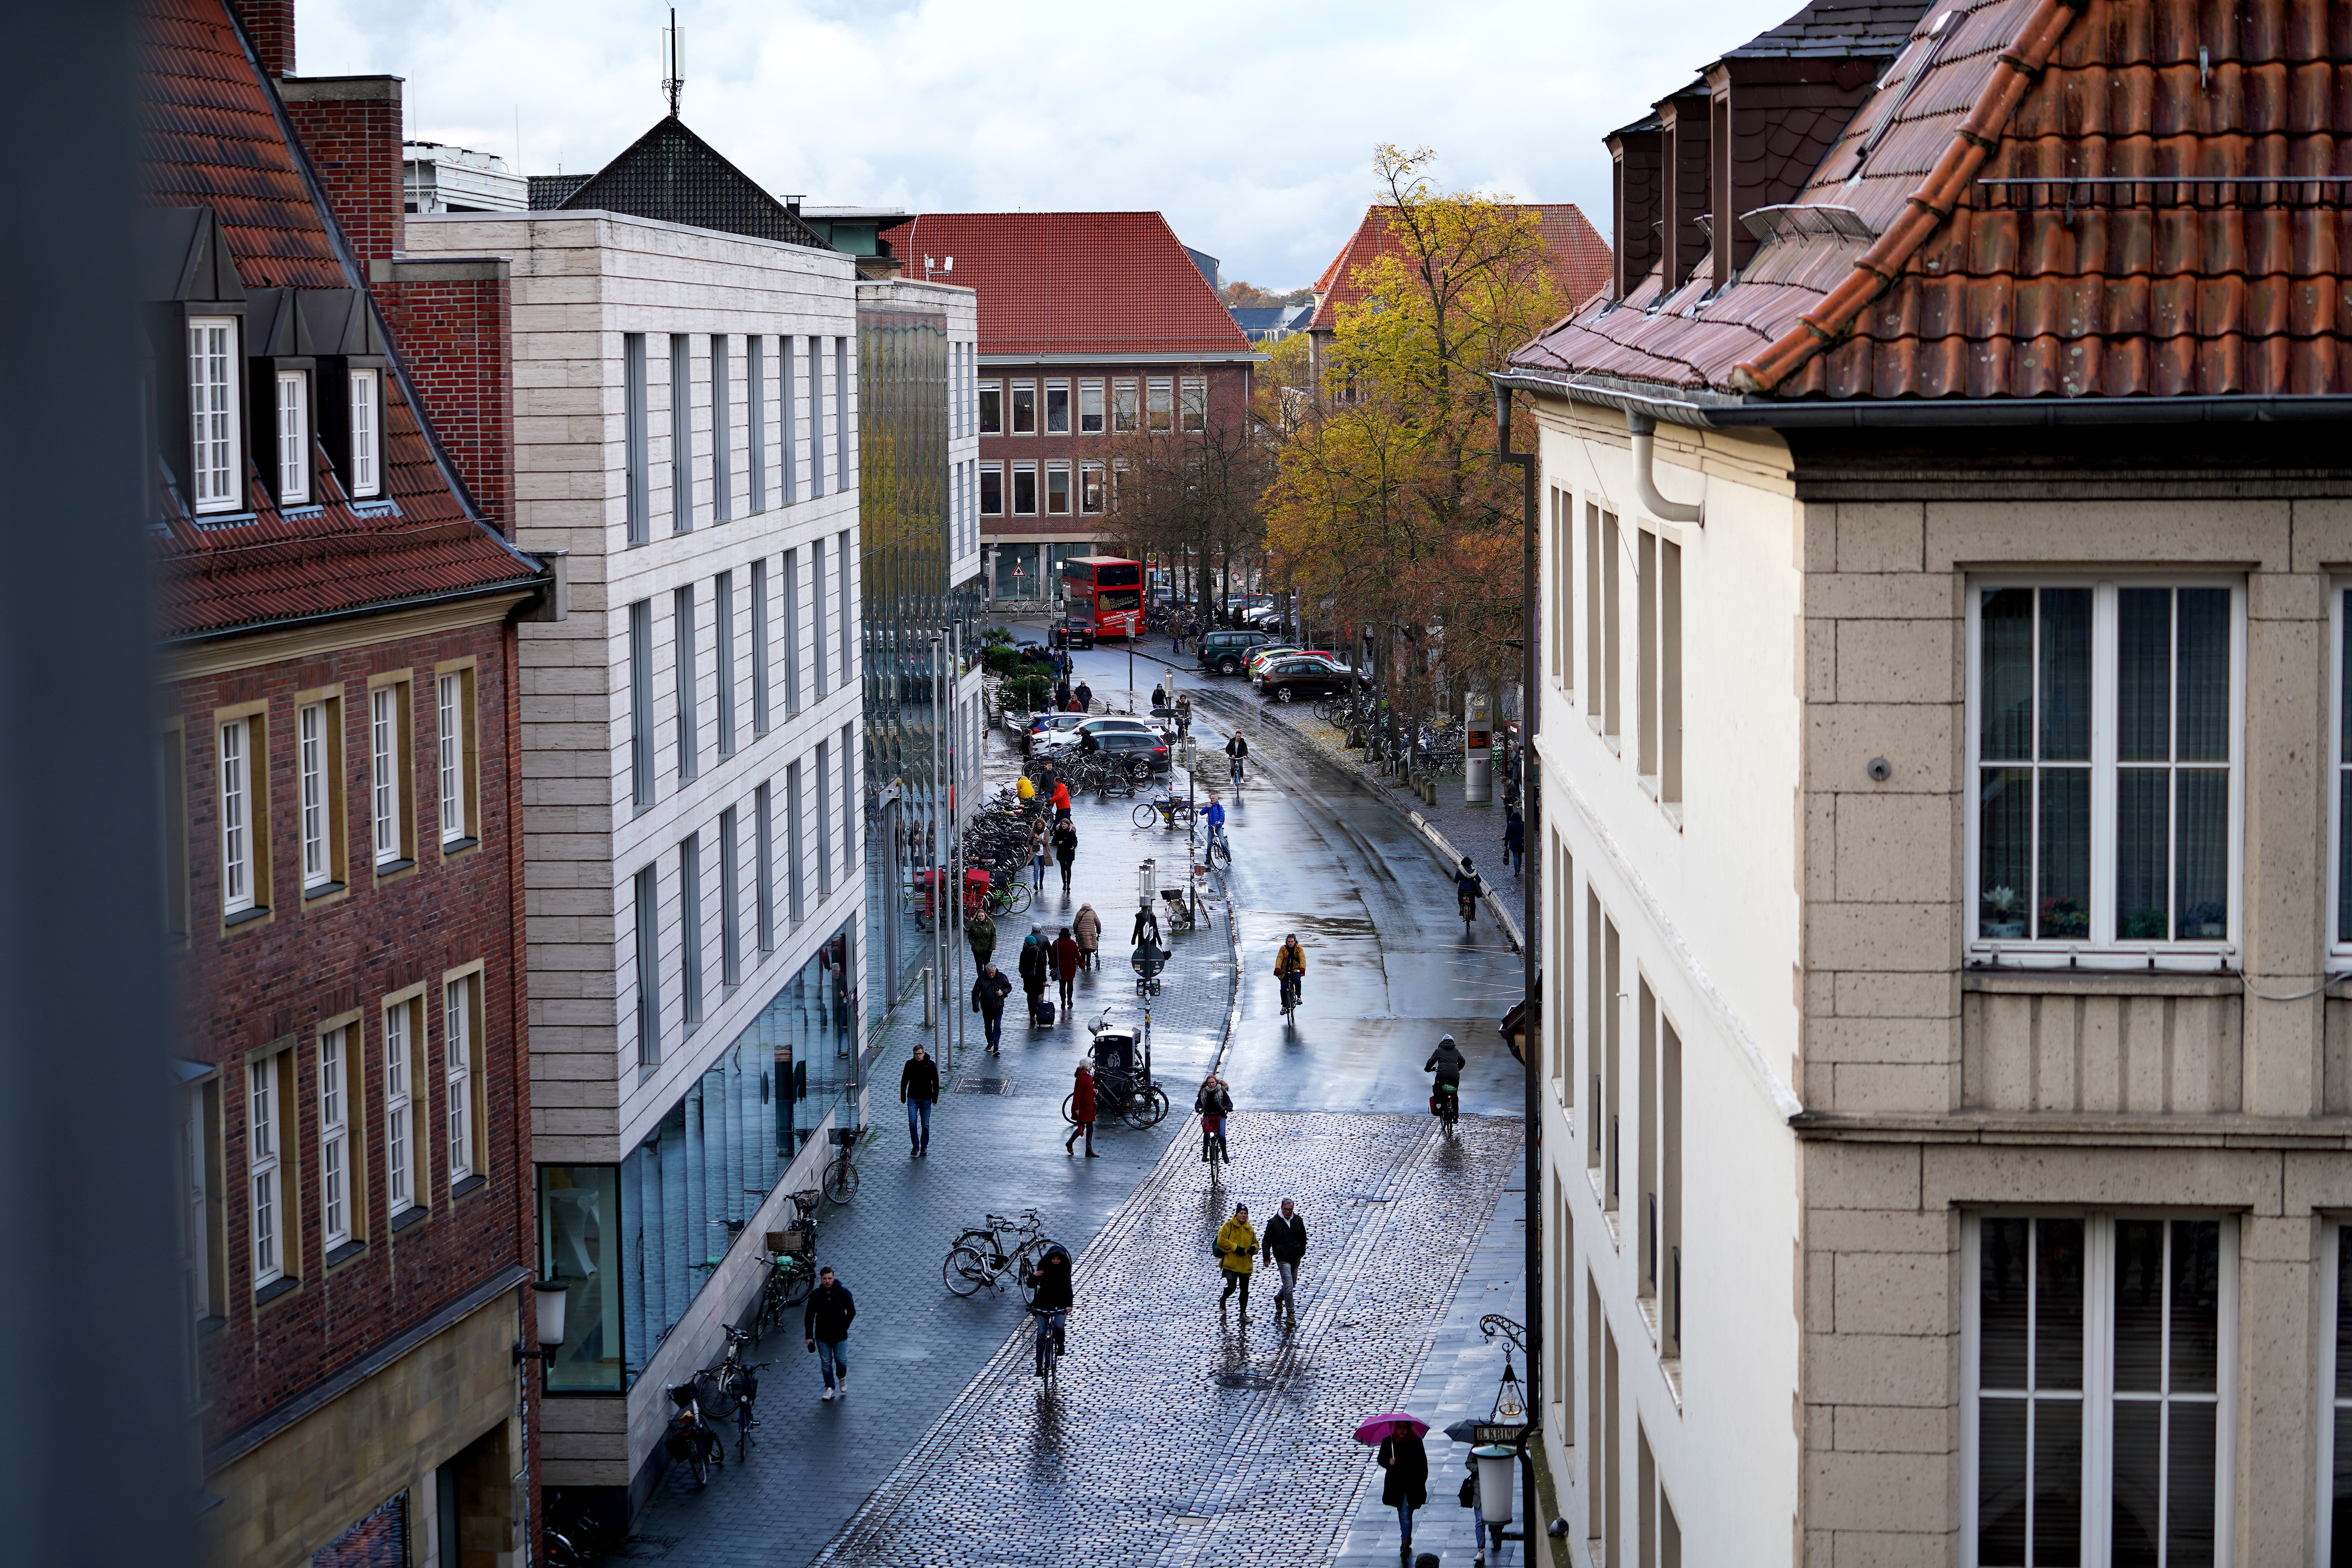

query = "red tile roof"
[883, 212, 1253, 358]
[1513, 0, 2352, 402]
[1308, 203, 1615, 332]
[143, 0, 539, 642]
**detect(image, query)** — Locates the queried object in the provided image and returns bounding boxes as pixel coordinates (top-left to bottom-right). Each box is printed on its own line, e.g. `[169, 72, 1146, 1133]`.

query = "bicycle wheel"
[780, 1262, 815, 1307]
[943, 1245, 989, 1297]
[1132, 803, 1160, 829]
[1061, 1092, 1077, 1125]
[688, 1445, 712, 1487]
[824, 1155, 860, 1205]
[1004, 884, 1032, 916]
[1127, 1086, 1168, 1128]
[698, 1374, 739, 1421]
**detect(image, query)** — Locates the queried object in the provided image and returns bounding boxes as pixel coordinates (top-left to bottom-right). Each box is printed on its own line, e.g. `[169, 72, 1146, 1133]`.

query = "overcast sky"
[300, 0, 1809, 289]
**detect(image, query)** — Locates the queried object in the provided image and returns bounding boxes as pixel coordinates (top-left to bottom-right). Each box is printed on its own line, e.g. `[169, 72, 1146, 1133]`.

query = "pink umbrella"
[1354, 1412, 1429, 1445]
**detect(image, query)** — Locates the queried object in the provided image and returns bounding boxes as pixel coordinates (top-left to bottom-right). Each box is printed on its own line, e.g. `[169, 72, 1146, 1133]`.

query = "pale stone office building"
[1504, 2, 2352, 1565]
[407, 125, 875, 1515]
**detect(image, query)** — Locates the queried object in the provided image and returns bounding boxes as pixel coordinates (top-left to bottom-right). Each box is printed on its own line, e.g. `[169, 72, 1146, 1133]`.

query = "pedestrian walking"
[1377, 1427, 1430, 1555]
[899, 1044, 939, 1156]
[1195, 1073, 1232, 1163]
[1050, 778, 1073, 820]
[965, 910, 997, 971]
[1054, 677, 1073, 710]
[1031, 825, 1049, 890]
[1131, 899, 1161, 947]
[1018, 925, 1049, 1025]
[803, 1267, 856, 1401]
[1214, 1203, 1258, 1320]
[1065, 1059, 1097, 1156]
[971, 963, 1011, 1054]
[1175, 692, 1193, 738]
[1458, 1473, 1491, 1566]
[1504, 806, 1524, 877]
[1051, 818, 1078, 889]
[1074, 680, 1093, 713]
[1073, 902, 1102, 971]
[1263, 1198, 1307, 1321]
[1052, 926, 1081, 1011]
[1151, 682, 1167, 710]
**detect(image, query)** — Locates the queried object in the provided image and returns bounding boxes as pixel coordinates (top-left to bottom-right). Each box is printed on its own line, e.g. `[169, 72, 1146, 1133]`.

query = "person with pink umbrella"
[1354, 1412, 1430, 1558]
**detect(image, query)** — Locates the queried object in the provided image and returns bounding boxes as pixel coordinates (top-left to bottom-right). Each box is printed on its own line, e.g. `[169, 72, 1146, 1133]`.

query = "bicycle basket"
[766, 1229, 810, 1256]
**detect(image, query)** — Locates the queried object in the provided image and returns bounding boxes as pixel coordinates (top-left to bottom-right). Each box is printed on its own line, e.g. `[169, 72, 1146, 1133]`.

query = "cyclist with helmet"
[1425, 1034, 1467, 1128]
[1026, 1243, 1074, 1377]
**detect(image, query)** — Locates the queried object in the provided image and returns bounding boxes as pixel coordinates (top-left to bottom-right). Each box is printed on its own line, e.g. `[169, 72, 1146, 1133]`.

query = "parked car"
[1030, 715, 1168, 758]
[1243, 645, 1303, 676]
[1078, 727, 1172, 773]
[1254, 657, 1356, 703]
[1016, 711, 1090, 753]
[1198, 628, 1275, 675]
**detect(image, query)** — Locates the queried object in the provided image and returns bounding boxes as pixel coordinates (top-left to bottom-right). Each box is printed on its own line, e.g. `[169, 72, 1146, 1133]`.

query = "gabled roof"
[551, 116, 829, 249]
[1723, 0, 1938, 59]
[879, 212, 1254, 358]
[1307, 203, 1615, 333]
[1513, 0, 2352, 403]
[142, 0, 540, 643]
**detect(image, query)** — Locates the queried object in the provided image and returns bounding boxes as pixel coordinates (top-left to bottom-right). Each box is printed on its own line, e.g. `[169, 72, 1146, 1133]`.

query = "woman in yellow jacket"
[1215, 1203, 1259, 1321]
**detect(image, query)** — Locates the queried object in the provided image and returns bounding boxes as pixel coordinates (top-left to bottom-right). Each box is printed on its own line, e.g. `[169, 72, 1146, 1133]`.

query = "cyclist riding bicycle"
[1274, 933, 1306, 1011]
[1026, 1243, 1074, 1377]
[1202, 793, 1229, 860]
[1425, 1034, 1466, 1125]
[1196, 1073, 1233, 1163]
[1225, 731, 1249, 786]
[1454, 857, 1483, 915]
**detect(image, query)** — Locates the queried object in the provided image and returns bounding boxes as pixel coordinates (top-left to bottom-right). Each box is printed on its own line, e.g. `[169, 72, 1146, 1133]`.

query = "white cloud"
[296, 0, 1811, 286]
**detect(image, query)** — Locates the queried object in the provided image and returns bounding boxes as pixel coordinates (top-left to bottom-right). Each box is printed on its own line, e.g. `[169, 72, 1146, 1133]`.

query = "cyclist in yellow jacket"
[1274, 934, 1306, 1013]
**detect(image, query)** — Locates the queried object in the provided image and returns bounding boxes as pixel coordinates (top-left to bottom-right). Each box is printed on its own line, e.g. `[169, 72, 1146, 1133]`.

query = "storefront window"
[537, 1165, 623, 1392]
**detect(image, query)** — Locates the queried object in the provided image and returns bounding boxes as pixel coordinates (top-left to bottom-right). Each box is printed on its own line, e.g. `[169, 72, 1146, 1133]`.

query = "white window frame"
[1112, 379, 1138, 434]
[370, 684, 405, 867]
[2321, 1223, 2350, 1559]
[437, 672, 467, 845]
[1045, 460, 1071, 516]
[1012, 461, 1038, 517]
[347, 368, 381, 497]
[444, 975, 476, 1183]
[188, 316, 241, 513]
[978, 378, 1002, 436]
[1960, 1212, 2238, 1568]
[299, 701, 332, 890]
[1964, 577, 2246, 969]
[1079, 379, 1104, 435]
[980, 462, 1003, 516]
[1010, 380, 1036, 436]
[1045, 378, 1070, 434]
[220, 716, 256, 914]
[274, 368, 310, 504]
[248, 1055, 283, 1287]
[1080, 463, 1105, 515]
[319, 1027, 350, 1251]
[384, 998, 417, 1214]
[1180, 376, 1207, 432]
[2330, 586, 2352, 958]
[1147, 378, 1174, 433]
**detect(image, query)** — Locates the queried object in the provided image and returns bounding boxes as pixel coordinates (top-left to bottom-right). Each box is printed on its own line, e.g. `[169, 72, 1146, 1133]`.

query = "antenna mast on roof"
[661, 7, 683, 118]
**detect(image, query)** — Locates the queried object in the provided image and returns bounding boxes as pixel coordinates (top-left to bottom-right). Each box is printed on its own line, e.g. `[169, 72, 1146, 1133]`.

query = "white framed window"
[1079, 379, 1104, 434]
[980, 463, 1003, 516]
[1962, 1213, 2235, 1567]
[298, 700, 335, 890]
[188, 316, 240, 513]
[2322, 1225, 2352, 1559]
[182, 1079, 220, 1324]
[1046, 460, 1071, 516]
[248, 1054, 283, 1287]
[1147, 378, 1174, 433]
[1967, 581, 2243, 964]
[1012, 461, 1038, 516]
[319, 1027, 351, 1251]
[1113, 379, 1138, 434]
[220, 716, 256, 915]
[384, 997, 418, 1214]
[1080, 463, 1104, 515]
[275, 369, 310, 504]
[1010, 381, 1036, 435]
[979, 379, 1002, 436]
[347, 368, 381, 498]
[370, 683, 408, 867]
[444, 975, 477, 1183]
[2332, 589, 2352, 954]
[436, 671, 471, 845]
[1180, 377, 1207, 432]
[1045, 379, 1070, 434]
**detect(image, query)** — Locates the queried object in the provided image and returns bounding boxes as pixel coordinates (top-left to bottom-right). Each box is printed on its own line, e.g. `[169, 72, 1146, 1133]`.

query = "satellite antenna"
[661, 7, 683, 118]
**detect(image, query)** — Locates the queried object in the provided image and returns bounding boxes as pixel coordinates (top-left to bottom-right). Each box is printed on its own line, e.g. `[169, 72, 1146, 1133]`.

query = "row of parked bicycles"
[1313, 691, 1469, 774]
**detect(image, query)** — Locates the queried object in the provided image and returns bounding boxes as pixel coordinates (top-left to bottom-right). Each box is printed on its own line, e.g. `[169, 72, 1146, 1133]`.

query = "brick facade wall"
[377, 270, 516, 532]
[172, 613, 530, 1448]
[976, 358, 1252, 541]
[279, 77, 403, 267]
[230, 0, 294, 80]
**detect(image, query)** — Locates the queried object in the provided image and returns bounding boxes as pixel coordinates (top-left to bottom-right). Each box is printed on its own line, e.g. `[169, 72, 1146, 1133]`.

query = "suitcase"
[1038, 999, 1056, 1027]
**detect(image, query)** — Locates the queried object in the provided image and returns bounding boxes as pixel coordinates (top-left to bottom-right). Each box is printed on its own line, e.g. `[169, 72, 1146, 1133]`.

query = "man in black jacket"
[900, 1044, 939, 1156]
[1263, 1198, 1307, 1323]
[971, 964, 1012, 1054]
[803, 1267, 856, 1401]
[1017, 924, 1049, 1025]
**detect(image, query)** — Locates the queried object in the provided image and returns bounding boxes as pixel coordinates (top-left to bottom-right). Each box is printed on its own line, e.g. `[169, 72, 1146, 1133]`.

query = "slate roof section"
[879, 212, 1254, 358]
[528, 173, 590, 210]
[551, 116, 829, 249]
[1725, 0, 1939, 58]
[1512, 0, 2352, 403]
[1307, 203, 1615, 333]
[142, 0, 541, 642]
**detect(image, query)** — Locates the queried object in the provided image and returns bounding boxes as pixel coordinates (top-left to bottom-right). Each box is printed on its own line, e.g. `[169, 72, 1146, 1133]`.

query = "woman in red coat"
[1051, 927, 1082, 1011]
[1065, 1062, 1097, 1157]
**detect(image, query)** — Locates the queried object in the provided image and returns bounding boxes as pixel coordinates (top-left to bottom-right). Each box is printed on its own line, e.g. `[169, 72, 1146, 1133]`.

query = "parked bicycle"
[943, 1210, 1060, 1300]
[662, 1382, 724, 1488]
[823, 1130, 862, 1204]
[1132, 789, 1200, 832]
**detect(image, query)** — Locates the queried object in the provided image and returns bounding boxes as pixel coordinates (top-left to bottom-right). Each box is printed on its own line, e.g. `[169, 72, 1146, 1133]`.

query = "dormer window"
[188, 316, 241, 513]
[347, 368, 381, 498]
[274, 369, 311, 505]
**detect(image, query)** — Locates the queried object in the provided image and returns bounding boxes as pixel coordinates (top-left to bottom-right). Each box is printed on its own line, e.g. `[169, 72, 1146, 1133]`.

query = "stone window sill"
[303, 880, 347, 904]
[223, 906, 271, 931]
[324, 1239, 367, 1270]
[373, 857, 417, 883]
[391, 1204, 430, 1233]
[254, 1275, 299, 1309]
[450, 1173, 488, 1204]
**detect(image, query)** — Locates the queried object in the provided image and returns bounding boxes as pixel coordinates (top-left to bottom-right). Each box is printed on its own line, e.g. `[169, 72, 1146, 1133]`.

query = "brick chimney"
[278, 76, 405, 267]
[232, 0, 294, 80]
[372, 258, 515, 532]
[1606, 117, 1661, 300]
[1656, 87, 1711, 293]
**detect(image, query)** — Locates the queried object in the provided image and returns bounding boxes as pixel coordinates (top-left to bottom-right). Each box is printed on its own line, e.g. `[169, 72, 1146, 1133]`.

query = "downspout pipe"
[1627, 409, 1704, 525]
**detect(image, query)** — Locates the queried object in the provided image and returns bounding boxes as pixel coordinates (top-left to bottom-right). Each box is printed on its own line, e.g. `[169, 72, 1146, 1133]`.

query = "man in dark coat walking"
[1073, 679, 1093, 713]
[1017, 924, 1049, 1025]
[803, 1267, 856, 1401]
[971, 964, 1011, 1054]
[1051, 817, 1079, 889]
[1065, 1060, 1097, 1157]
[1051, 927, 1081, 1013]
[899, 1044, 939, 1156]
[1263, 1198, 1307, 1321]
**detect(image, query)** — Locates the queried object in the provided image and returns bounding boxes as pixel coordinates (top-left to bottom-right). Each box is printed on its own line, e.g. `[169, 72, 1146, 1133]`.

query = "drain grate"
[1213, 1371, 1276, 1390]
[953, 1076, 1014, 1095]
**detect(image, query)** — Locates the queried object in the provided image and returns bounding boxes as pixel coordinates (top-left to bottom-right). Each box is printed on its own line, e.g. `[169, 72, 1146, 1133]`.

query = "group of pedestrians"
[1050, 677, 1094, 714]
[1208, 1196, 1307, 1325]
[1011, 924, 1083, 1026]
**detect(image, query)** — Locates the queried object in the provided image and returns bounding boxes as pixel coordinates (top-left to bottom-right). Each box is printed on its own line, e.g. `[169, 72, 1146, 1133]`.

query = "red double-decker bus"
[1060, 555, 1146, 640]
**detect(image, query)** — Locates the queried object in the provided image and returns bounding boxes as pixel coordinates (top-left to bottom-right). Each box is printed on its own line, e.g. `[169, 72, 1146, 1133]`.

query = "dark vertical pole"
[0, 3, 190, 1565]
[1493, 376, 1542, 1544]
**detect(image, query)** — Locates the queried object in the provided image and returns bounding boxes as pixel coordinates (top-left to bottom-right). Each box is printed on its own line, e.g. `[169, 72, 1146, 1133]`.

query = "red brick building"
[148, 4, 555, 1563]
[874, 211, 1259, 609]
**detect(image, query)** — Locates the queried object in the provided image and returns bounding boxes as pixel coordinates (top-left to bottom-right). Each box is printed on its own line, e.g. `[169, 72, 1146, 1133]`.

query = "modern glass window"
[1550, 487, 1573, 690]
[755, 781, 775, 954]
[248, 1054, 283, 1286]
[2325, 1227, 2352, 1560]
[1045, 379, 1070, 434]
[786, 761, 805, 924]
[370, 685, 407, 867]
[633, 864, 661, 1067]
[318, 1027, 352, 1251]
[711, 334, 732, 524]
[980, 463, 1003, 515]
[750, 559, 770, 734]
[779, 336, 798, 505]
[979, 379, 1002, 436]
[815, 738, 833, 896]
[1046, 461, 1071, 515]
[835, 338, 851, 490]
[2334, 590, 2352, 950]
[1080, 379, 1104, 434]
[538, 1165, 624, 1392]
[714, 570, 737, 757]
[1012, 462, 1038, 515]
[1147, 378, 1174, 433]
[624, 334, 648, 541]
[346, 368, 380, 499]
[674, 585, 699, 782]
[188, 316, 240, 514]
[679, 835, 704, 1028]
[444, 974, 478, 1183]
[1965, 1214, 2233, 1567]
[1011, 381, 1036, 435]
[782, 549, 801, 715]
[1081, 464, 1105, 515]
[839, 722, 856, 884]
[719, 806, 742, 988]
[812, 536, 828, 698]
[669, 334, 693, 532]
[275, 368, 310, 503]
[384, 998, 418, 1214]
[630, 600, 654, 810]
[809, 335, 826, 497]
[1180, 377, 1207, 433]
[299, 699, 338, 890]
[748, 334, 766, 514]
[437, 670, 473, 844]
[1971, 583, 2241, 955]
